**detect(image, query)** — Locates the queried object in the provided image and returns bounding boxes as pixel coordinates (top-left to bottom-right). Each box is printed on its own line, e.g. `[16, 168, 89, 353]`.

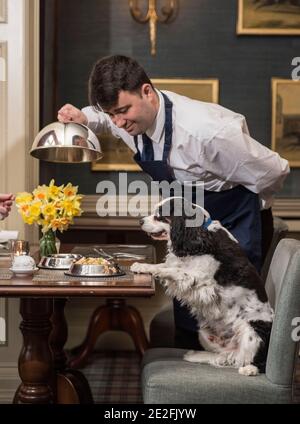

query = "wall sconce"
[129, 0, 178, 56]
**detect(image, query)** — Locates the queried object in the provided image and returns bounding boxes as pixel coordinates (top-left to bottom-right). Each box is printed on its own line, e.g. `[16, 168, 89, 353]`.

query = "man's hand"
[0, 193, 14, 220]
[57, 104, 88, 125]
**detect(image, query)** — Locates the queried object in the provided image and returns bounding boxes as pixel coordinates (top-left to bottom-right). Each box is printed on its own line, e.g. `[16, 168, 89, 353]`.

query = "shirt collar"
[145, 89, 165, 144]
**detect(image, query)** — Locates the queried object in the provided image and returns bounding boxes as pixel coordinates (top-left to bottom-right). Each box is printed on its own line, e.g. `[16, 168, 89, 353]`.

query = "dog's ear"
[171, 214, 217, 257]
[170, 215, 187, 257]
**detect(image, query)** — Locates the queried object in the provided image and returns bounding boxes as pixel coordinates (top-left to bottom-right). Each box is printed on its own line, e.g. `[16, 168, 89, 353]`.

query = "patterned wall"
[40, 0, 300, 197]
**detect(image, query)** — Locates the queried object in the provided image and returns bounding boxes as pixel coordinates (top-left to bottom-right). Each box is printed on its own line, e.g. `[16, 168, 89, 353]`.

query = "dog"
[131, 197, 274, 376]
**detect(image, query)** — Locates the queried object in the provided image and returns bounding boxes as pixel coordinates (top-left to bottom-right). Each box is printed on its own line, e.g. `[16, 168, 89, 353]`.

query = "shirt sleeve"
[81, 106, 138, 153]
[81, 106, 121, 138]
[201, 114, 290, 197]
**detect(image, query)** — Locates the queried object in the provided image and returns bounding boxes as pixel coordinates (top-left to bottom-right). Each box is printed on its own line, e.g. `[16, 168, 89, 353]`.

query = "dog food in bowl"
[65, 256, 125, 277]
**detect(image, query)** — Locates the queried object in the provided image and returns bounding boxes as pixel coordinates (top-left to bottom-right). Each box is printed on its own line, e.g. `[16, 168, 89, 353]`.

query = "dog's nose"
[139, 218, 144, 226]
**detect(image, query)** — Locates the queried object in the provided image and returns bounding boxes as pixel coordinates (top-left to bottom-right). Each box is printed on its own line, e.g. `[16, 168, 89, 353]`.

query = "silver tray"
[38, 254, 83, 270]
[64, 262, 125, 278]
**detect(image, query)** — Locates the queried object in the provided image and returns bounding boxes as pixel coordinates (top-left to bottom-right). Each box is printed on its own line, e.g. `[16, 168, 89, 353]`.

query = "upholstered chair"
[141, 238, 300, 404]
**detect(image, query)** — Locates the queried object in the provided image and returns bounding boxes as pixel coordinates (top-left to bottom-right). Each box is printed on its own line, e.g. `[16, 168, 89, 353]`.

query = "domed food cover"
[30, 122, 103, 163]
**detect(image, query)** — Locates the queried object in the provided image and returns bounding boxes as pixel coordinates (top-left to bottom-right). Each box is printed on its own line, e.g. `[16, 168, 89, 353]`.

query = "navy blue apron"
[134, 92, 262, 333]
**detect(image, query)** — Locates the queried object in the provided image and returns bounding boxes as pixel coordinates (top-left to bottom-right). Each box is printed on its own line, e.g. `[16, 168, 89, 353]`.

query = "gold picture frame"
[272, 78, 300, 168]
[237, 0, 300, 35]
[0, 0, 7, 23]
[91, 78, 219, 171]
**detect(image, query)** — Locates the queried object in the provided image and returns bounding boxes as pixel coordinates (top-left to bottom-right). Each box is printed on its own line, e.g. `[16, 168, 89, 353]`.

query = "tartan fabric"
[0, 268, 13, 280]
[32, 268, 131, 282]
[80, 350, 143, 404]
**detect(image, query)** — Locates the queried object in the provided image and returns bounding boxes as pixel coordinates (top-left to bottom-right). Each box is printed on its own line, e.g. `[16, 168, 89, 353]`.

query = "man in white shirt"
[58, 55, 289, 349]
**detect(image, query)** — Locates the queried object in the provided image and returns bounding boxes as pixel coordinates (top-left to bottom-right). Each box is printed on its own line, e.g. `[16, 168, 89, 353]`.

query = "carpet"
[80, 350, 143, 404]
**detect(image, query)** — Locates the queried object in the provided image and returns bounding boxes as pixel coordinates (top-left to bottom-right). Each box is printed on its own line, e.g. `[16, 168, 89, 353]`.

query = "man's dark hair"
[88, 55, 153, 110]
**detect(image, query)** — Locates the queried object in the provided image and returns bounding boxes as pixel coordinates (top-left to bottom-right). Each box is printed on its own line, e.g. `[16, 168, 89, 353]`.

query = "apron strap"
[161, 92, 173, 162]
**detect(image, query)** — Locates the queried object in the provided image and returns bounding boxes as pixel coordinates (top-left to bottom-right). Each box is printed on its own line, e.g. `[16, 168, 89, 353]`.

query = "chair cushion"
[265, 239, 300, 386]
[260, 216, 288, 283]
[142, 348, 292, 404]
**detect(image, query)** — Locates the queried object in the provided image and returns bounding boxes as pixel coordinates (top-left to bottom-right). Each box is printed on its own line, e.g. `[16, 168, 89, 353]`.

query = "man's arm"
[57, 104, 120, 137]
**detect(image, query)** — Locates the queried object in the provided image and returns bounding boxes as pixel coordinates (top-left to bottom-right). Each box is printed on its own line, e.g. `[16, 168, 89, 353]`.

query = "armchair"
[141, 238, 300, 403]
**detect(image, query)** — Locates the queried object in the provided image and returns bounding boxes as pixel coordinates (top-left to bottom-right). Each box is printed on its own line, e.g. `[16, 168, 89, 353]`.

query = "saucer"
[9, 267, 39, 276]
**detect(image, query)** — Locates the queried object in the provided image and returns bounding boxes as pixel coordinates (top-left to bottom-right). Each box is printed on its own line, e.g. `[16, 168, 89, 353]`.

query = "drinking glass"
[10, 240, 30, 260]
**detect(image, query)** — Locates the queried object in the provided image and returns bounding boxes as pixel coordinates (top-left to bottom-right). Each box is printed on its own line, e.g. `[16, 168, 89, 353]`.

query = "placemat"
[0, 268, 13, 280]
[32, 266, 133, 282]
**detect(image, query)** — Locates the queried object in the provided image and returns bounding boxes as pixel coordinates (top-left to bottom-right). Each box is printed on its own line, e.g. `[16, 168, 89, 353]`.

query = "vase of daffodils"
[16, 180, 83, 257]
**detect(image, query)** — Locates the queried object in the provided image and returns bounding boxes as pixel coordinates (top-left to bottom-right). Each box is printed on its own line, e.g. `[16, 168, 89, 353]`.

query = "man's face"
[103, 84, 159, 136]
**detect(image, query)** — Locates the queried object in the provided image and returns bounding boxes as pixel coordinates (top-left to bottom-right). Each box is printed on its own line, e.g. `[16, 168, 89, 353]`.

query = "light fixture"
[129, 0, 178, 56]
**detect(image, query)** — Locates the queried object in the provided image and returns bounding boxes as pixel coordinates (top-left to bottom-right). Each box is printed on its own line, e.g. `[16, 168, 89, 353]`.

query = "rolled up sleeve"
[81, 106, 120, 137]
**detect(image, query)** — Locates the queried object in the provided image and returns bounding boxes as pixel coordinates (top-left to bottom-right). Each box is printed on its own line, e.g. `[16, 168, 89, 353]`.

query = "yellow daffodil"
[16, 192, 33, 205]
[48, 179, 64, 198]
[63, 183, 78, 198]
[16, 180, 83, 234]
[42, 203, 56, 217]
[29, 202, 43, 218]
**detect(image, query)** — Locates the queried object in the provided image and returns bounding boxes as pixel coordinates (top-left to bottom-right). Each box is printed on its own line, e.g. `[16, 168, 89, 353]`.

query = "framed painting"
[272, 78, 300, 167]
[237, 0, 300, 35]
[91, 78, 219, 171]
[0, 0, 7, 23]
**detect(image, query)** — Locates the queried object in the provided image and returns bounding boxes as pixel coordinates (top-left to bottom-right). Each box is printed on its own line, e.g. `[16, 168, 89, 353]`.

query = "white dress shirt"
[82, 90, 290, 209]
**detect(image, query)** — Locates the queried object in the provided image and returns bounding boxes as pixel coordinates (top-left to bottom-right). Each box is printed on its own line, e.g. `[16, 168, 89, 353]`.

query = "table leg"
[50, 298, 94, 404]
[13, 298, 54, 404]
[68, 298, 149, 369]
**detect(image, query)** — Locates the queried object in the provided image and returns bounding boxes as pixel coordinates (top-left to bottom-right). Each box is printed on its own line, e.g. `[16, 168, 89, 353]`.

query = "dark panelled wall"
[41, 0, 300, 196]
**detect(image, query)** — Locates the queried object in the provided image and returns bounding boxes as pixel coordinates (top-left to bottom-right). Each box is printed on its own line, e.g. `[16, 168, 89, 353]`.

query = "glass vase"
[39, 229, 57, 257]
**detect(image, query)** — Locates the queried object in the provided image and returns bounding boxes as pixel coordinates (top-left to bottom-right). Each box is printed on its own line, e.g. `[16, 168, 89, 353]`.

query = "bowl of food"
[65, 256, 125, 277]
[38, 253, 83, 270]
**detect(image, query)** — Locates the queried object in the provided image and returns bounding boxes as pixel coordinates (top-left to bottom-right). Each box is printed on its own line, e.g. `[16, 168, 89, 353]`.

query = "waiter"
[58, 55, 289, 349]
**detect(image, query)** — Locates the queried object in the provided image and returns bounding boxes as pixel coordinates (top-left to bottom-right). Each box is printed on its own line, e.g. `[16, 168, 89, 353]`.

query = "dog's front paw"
[130, 262, 153, 274]
[152, 269, 168, 279]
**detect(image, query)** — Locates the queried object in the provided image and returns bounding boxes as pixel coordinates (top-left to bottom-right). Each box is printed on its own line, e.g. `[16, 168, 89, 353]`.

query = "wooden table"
[66, 244, 156, 368]
[0, 257, 155, 404]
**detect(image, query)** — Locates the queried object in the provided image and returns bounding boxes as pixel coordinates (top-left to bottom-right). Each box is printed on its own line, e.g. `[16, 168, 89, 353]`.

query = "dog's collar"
[202, 217, 212, 229]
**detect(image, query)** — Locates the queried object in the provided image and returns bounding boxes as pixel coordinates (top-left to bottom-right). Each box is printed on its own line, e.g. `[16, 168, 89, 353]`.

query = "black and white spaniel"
[131, 197, 274, 376]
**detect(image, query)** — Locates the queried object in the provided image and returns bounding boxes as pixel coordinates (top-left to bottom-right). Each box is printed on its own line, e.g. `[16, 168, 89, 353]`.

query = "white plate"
[9, 267, 39, 276]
